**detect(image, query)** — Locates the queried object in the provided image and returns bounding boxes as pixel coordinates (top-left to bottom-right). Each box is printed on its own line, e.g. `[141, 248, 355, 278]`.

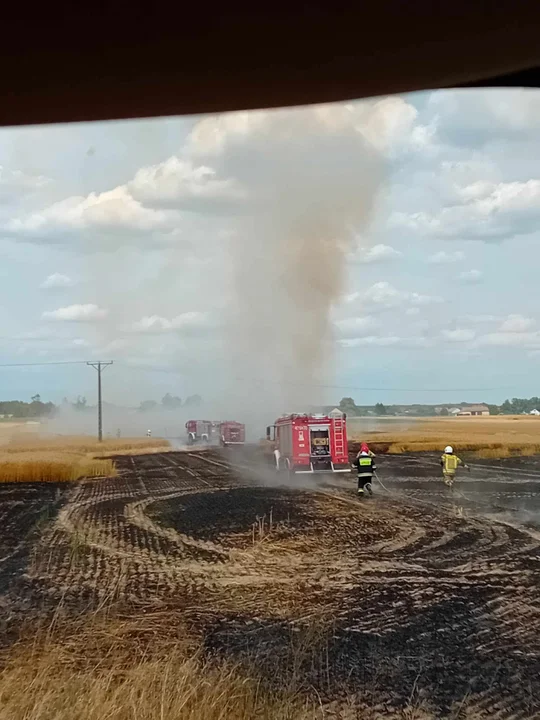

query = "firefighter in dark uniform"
[354, 450, 375, 496]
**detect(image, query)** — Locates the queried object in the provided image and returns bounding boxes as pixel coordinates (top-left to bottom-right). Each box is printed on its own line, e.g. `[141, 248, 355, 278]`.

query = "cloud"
[498, 314, 535, 333]
[363, 281, 443, 310]
[340, 335, 431, 348]
[363, 281, 403, 307]
[356, 244, 403, 264]
[459, 269, 483, 284]
[6, 186, 176, 243]
[335, 316, 376, 338]
[477, 331, 540, 348]
[392, 179, 540, 242]
[427, 89, 540, 147]
[42, 304, 108, 322]
[0, 166, 50, 203]
[475, 315, 539, 347]
[465, 314, 499, 323]
[130, 311, 209, 334]
[127, 156, 246, 211]
[428, 250, 465, 264]
[39, 273, 75, 289]
[340, 335, 401, 347]
[441, 328, 476, 342]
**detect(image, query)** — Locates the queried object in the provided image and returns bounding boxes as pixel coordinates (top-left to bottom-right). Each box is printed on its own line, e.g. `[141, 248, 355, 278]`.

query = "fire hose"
[373, 471, 390, 494]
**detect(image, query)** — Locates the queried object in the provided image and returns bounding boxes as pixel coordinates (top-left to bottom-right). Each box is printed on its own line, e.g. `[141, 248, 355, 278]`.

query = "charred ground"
[1, 448, 540, 717]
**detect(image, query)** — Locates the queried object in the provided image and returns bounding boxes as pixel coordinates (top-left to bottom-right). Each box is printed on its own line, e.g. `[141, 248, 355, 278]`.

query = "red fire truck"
[266, 412, 350, 474]
[185, 420, 219, 444]
[219, 421, 246, 447]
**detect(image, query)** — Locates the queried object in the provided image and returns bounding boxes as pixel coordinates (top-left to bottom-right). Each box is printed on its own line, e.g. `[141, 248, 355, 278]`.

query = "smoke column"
[188, 101, 397, 430]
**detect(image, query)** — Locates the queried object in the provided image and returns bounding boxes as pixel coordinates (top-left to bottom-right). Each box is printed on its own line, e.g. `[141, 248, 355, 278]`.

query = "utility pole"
[87, 361, 113, 441]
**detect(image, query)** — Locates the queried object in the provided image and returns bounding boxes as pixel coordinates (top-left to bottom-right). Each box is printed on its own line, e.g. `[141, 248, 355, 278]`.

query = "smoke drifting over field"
[187, 101, 408, 426]
[16, 99, 417, 437]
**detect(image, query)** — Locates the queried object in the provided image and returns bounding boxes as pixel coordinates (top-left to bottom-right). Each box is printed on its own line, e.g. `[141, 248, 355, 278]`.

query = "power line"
[113, 363, 513, 393]
[0, 360, 90, 367]
[0, 358, 515, 394]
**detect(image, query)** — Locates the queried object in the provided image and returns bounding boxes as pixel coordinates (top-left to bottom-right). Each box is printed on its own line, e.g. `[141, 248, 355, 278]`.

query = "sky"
[1, 88, 540, 412]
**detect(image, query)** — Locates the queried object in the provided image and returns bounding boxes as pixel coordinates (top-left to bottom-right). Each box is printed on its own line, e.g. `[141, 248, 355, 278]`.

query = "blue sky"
[1, 89, 540, 409]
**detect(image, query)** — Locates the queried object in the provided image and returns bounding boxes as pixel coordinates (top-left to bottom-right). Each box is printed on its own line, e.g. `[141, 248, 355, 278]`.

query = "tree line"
[0, 393, 204, 418]
[137, 394, 203, 412]
[337, 397, 540, 416]
[0, 394, 55, 418]
[498, 397, 540, 415]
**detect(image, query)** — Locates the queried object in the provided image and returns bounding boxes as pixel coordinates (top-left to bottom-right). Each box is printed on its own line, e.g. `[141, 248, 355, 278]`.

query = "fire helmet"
[444, 445, 453, 454]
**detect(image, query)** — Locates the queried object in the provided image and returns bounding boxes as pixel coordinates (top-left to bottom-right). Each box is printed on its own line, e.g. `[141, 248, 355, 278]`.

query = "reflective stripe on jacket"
[356, 456, 374, 474]
[441, 454, 462, 473]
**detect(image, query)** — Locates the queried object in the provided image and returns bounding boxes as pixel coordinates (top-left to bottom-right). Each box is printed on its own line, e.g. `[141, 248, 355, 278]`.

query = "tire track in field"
[13, 449, 540, 717]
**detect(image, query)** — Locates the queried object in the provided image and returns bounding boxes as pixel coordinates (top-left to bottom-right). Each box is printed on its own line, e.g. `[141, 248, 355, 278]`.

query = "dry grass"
[0, 612, 316, 720]
[4, 435, 170, 455]
[0, 451, 115, 482]
[0, 436, 171, 483]
[352, 416, 540, 457]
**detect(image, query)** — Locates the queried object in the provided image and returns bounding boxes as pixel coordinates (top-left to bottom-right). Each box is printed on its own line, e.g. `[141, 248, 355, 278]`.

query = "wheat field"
[350, 415, 540, 457]
[0, 435, 170, 483]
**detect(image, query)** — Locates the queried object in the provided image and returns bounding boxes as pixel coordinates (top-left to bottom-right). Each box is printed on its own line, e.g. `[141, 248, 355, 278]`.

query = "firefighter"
[146, 429, 152, 438]
[354, 450, 375, 496]
[356, 442, 375, 459]
[441, 445, 468, 487]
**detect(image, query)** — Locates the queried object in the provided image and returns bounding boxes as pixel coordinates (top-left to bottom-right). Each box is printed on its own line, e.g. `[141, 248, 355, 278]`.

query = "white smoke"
[186, 99, 414, 429]
[17, 98, 417, 437]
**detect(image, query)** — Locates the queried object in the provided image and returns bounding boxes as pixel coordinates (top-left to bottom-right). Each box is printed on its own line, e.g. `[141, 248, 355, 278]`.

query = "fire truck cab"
[266, 411, 350, 474]
[220, 421, 246, 447]
[185, 420, 218, 445]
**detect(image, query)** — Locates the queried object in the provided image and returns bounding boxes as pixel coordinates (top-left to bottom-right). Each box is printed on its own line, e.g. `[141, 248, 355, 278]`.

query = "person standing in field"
[441, 445, 468, 487]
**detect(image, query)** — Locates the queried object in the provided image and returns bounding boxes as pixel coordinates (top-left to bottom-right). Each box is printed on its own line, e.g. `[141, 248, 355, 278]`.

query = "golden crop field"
[0, 433, 171, 482]
[349, 415, 540, 457]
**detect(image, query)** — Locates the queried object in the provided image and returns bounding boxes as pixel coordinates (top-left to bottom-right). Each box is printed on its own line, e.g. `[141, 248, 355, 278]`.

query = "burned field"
[2, 450, 540, 716]
[0, 482, 66, 598]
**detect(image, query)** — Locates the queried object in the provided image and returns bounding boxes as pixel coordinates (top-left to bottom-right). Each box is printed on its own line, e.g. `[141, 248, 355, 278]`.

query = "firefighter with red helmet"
[353, 450, 375, 497]
[357, 442, 375, 458]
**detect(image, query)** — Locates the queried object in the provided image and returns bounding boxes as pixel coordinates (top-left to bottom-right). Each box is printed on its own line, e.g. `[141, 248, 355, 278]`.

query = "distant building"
[530, 409, 540, 416]
[448, 408, 461, 416]
[458, 404, 490, 416]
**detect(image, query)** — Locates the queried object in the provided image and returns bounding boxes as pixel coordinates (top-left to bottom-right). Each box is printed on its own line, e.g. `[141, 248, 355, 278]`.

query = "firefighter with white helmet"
[440, 445, 468, 487]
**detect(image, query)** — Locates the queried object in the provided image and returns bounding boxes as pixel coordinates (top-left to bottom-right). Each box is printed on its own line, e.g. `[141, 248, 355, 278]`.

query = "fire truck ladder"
[331, 418, 346, 472]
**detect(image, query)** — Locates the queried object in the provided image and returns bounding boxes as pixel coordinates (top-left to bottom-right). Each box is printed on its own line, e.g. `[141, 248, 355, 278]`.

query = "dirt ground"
[2, 447, 540, 717]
